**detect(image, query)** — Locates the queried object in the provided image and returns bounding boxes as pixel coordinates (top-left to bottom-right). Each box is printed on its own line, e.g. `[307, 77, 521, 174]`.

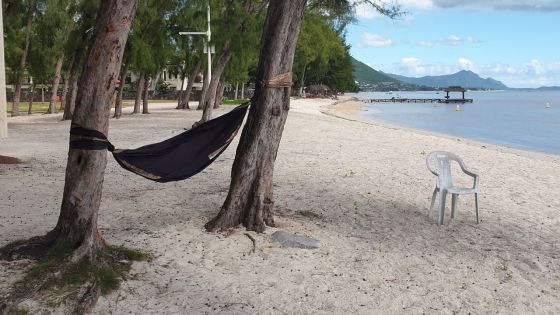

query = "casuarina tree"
[0, 0, 139, 312]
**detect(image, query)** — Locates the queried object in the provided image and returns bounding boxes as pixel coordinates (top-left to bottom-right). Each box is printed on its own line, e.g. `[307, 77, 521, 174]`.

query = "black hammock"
[69, 103, 249, 183]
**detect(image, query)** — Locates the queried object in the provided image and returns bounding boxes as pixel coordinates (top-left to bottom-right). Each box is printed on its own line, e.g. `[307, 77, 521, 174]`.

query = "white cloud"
[430, 0, 560, 11]
[441, 35, 462, 45]
[355, 0, 560, 13]
[458, 58, 475, 71]
[387, 58, 560, 87]
[361, 32, 394, 48]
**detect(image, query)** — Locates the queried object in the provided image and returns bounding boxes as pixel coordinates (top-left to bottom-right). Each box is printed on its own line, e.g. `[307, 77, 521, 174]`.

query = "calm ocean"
[351, 90, 560, 155]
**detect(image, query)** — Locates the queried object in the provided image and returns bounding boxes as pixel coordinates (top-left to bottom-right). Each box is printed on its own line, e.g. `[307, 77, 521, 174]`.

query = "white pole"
[206, 3, 211, 85]
[0, 0, 8, 138]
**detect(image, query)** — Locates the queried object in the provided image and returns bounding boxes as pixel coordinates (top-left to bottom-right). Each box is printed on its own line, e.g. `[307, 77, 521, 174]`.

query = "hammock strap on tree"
[68, 102, 250, 183]
[260, 72, 292, 88]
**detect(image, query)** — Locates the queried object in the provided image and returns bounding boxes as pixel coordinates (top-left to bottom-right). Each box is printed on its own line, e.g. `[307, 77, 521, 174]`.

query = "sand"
[1, 97, 559, 314]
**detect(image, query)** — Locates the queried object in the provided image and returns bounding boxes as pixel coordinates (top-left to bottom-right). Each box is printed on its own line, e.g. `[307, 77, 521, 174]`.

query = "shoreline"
[320, 97, 560, 163]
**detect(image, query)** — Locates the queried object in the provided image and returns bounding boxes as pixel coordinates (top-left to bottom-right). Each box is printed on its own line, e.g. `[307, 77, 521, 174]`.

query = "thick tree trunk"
[114, 61, 129, 118]
[60, 74, 70, 111]
[234, 81, 239, 100]
[132, 73, 144, 114]
[198, 41, 233, 123]
[206, 0, 307, 232]
[197, 68, 209, 110]
[298, 63, 306, 97]
[214, 79, 225, 108]
[180, 61, 201, 110]
[51, 0, 137, 258]
[46, 52, 65, 114]
[11, 6, 33, 117]
[142, 76, 150, 114]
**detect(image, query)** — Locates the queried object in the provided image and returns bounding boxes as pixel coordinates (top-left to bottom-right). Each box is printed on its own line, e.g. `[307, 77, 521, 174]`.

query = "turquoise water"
[351, 91, 560, 155]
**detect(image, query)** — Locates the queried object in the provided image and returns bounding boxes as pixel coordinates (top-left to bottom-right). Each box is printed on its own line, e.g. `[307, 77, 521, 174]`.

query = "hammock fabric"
[69, 103, 249, 183]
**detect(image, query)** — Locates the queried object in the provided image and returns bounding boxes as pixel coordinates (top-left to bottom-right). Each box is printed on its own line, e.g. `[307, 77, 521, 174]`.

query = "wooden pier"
[365, 86, 473, 104]
[365, 98, 473, 104]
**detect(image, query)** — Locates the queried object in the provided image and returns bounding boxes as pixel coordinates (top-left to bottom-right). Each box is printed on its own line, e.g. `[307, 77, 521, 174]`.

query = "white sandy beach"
[1, 97, 559, 314]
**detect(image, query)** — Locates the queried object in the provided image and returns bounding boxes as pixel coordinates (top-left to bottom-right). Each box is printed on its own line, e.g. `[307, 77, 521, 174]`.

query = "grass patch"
[64, 260, 120, 295]
[106, 245, 149, 262]
[222, 98, 250, 105]
[7, 102, 51, 114]
[25, 241, 74, 279]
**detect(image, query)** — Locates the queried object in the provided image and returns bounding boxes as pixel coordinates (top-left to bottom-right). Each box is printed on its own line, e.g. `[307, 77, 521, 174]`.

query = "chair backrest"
[426, 151, 465, 187]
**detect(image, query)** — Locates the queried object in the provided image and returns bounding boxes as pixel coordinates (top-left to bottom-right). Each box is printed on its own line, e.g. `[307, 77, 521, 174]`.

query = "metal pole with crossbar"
[179, 3, 212, 86]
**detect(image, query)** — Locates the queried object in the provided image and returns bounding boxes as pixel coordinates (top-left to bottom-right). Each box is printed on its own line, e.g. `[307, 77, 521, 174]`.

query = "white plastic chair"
[426, 151, 479, 225]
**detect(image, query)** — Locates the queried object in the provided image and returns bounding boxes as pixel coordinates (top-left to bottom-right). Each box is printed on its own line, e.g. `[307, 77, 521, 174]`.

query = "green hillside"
[351, 57, 398, 85]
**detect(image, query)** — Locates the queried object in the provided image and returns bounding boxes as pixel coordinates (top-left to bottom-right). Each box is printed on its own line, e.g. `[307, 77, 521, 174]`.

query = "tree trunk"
[197, 68, 209, 110]
[11, 5, 33, 117]
[60, 74, 70, 111]
[176, 74, 185, 109]
[142, 76, 149, 114]
[63, 69, 79, 120]
[214, 79, 225, 108]
[234, 81, 238, 100]
[180, 61, 201, 110]
[53, 0, 138, 257]
[198, 41, 233, 123]
[241, 82, 245, 99]
[298, 63, 306, 97]
[132, 73, 144, 114]
[46, 52, 66, 114]
[114, 60, 129, 118]
[27, 84, 34, 114]
[206, 0, 307, 233]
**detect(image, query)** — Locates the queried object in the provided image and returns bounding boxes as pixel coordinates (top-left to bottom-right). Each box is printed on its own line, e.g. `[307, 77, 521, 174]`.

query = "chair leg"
[475, 193, 479, 224]
[438, 190, 447, 225]
[430, 187, 438, 214]
[451, 194, 458, 219]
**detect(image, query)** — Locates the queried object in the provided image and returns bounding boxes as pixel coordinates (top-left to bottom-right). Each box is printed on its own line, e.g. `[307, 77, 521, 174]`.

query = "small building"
[445, 86, 466, 100]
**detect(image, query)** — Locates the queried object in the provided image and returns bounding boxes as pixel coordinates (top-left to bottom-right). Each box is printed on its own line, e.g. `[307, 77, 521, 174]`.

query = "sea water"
[351, 90, 560, 155]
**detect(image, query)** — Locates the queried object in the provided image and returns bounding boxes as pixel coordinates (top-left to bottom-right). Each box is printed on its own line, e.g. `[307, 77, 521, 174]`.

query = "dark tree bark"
[197, 41, 233, 123]
[176, 75, 185, 109]
[142, 76, 150, 114]
[60, 74, 70, 111]
[114, 60, 129, 118]
[47, 49, 67, 114]
[214, 79, 225, 109]
[63, 56, 82, 121]
[27, 84, 34, 114]
[11, 2, 34, 117]
[180, 60, 201, 109]
[54, 0, 138, 256]
[206, 0, 307, 233]
[197, 68, 208, 110]
[132, 72, 144, 114]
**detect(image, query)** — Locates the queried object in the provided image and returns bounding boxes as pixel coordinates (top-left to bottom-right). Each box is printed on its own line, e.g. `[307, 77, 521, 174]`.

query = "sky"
[346, 0, 560, 88]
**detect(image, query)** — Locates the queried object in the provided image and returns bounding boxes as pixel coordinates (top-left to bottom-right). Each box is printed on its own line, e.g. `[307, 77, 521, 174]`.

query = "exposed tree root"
[243, 233, 256, 254]
[0, 235, 148, 314]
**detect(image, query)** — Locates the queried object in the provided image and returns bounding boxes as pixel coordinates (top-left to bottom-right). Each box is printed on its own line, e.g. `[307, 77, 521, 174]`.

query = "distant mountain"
[352, 57, 399, 85]
[386, 70, 508, 90]
[351, 57, 420, 91]
[535, 86, 560, 91]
